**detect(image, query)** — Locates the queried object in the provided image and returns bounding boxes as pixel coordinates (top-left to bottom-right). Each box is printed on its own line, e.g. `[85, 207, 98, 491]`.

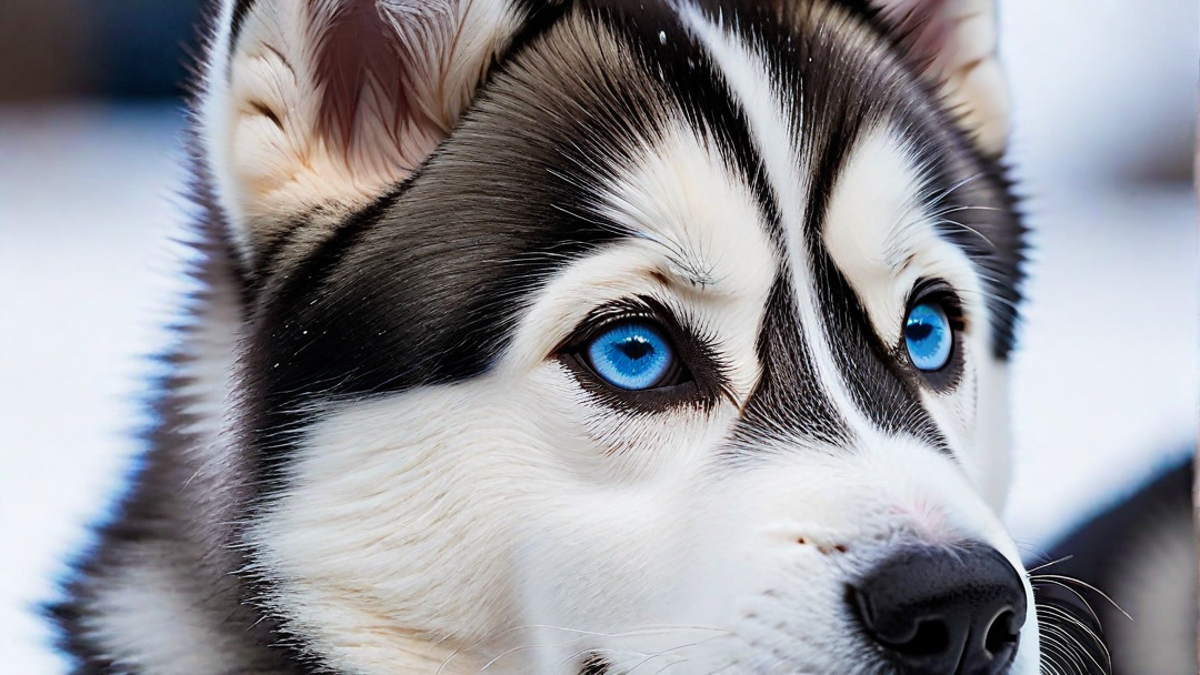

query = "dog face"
[200, 0, 1033, 673]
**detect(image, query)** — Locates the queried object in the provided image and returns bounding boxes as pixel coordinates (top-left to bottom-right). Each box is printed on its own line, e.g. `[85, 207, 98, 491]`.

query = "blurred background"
[0, 1, 1195, 673]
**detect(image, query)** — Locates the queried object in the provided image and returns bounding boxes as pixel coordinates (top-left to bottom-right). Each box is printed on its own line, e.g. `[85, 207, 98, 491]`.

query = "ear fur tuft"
[199, 0, 544, 266]
[871, 0, 1010, 154]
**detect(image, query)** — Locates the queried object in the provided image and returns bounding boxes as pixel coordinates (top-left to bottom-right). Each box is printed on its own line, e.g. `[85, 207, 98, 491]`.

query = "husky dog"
[52, 0, 1042, 673]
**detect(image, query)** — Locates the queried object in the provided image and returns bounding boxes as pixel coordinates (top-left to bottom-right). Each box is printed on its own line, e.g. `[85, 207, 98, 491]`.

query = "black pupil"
[906, 322, 933, 341]
[618, 337, 653, 361]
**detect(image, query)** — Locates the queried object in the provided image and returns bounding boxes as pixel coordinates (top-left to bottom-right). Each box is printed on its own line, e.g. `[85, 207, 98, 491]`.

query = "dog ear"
[199, 0, 551, 266]
[869, 0, 1009, 155]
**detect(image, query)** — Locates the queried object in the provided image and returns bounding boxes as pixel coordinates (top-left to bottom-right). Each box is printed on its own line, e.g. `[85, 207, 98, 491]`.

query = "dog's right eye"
[584, 321, 677, 390]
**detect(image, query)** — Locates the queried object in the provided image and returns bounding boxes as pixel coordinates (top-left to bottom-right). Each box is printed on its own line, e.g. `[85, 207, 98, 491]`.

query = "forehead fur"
[682, 0, 1023, 354]
[238, 0, 1023, 485]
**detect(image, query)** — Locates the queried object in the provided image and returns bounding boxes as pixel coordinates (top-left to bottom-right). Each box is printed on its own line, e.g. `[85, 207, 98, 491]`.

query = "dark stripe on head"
[703, 1, 997, 450]
[810, 248, 950, 448]
[228, 0, 256, 59]
[792, 29, 949, 446]
[600, 0, 859, 453]
[712, 0, 1026, 362]
[570, 0, 777, 223]
[730, 278, 852, 453]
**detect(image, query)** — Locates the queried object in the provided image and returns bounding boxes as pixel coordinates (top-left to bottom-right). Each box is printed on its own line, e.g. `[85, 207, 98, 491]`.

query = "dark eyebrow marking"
[228, 0, 258, 60]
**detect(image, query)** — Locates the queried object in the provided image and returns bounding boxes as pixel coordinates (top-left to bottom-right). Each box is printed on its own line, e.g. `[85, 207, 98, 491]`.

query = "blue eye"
[904, 302, 953, 371]
[585, 321, 675, 390]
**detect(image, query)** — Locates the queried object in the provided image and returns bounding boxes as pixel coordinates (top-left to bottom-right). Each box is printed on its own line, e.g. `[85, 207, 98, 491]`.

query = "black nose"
[849, 544, 1026, 675]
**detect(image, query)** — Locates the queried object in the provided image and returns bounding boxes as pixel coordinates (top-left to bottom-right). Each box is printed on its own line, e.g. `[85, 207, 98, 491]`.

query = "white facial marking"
[821, 127, 928, 349]
[821, 125, 1013, 503]
[588, 120, 779, 399]
[682, 6, 884, 448]
[679, 6, 1035, 673]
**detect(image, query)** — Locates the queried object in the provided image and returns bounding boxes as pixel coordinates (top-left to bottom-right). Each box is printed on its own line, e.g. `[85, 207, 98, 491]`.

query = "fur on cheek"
[246, 371, 618, 667]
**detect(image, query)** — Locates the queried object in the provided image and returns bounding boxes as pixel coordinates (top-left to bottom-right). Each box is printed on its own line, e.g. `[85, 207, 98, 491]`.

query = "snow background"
[1, 1, 1196, 671]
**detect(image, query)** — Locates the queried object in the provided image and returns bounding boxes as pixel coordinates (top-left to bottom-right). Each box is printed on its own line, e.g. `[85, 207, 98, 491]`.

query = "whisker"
[1038, 627, 1083, 675]
[1040, 602, 1111, 663]
[931, 218, 999, 252]
[924, 171, 987, 207]
[1027, 555, 1074, 574]
[1036, 602, 1111, 674]
[1031, 575, 1103, 628]
[1034, 574, 1132, 622]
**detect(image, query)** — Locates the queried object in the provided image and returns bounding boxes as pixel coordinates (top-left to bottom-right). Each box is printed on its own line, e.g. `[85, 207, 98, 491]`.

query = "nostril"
[984, 609, 1020, 656]
[891, 619, 950, 657]
[850, 587, 950, 655]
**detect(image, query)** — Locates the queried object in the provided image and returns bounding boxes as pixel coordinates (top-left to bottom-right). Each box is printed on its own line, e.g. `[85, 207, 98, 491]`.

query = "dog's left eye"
[904, 302, 953, 371]
[584, 321, 677, 390]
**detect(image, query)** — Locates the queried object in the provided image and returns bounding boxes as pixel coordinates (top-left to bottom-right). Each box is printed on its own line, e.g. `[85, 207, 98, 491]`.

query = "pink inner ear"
[309, 0, 442, 162]
[875, 0, 956, 70]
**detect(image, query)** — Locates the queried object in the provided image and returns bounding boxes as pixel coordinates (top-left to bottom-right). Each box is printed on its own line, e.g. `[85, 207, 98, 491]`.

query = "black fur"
[228, 0, 257, 60]
[730, 278, 854, 453]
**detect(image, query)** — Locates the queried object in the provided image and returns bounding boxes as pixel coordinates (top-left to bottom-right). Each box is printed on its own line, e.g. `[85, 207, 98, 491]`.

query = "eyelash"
[556, 299, 666, 353]
[555, 298, 725, 407]
[907, 281, 966, 330]
[902, 280, 967, 385]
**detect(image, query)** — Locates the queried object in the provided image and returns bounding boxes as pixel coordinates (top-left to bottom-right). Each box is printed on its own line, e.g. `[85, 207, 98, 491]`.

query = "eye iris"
[586, 322, 673, 390]
[905, 302, 952, 371]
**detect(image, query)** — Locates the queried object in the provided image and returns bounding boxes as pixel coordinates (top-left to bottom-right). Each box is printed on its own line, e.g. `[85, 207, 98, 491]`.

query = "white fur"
[252, 112, 779, 674]
[591, 121, 779, 399]
[821, 128, 928, 349]
[247, 28, 1040, 675]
